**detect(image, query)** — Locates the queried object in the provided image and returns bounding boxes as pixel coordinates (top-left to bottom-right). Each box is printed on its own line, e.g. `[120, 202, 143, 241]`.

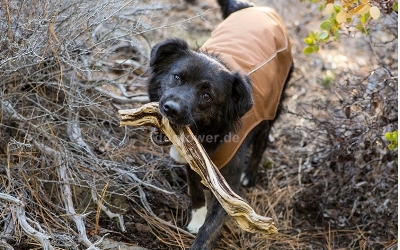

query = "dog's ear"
[225, 71, 253, 132]
[231, 71, 253, 117]
[148, 38, 190, 102]
[150, 38, 189, 67]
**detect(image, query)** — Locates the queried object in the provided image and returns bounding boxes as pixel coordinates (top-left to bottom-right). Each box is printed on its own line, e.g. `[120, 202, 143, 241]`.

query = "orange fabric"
[200, 7, 293, 169]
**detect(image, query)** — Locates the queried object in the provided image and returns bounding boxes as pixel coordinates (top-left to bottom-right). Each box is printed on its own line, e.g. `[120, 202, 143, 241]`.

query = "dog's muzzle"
[159, 99, 191, 126]
[162, 100, 181, 118]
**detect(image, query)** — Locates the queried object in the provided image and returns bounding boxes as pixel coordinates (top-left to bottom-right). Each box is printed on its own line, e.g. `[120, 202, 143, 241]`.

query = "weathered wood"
[119, 102, 278, 235]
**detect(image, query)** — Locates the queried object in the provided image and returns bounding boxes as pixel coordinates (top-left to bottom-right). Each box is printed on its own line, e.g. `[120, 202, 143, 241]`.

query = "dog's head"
[147, 38, 253, 134]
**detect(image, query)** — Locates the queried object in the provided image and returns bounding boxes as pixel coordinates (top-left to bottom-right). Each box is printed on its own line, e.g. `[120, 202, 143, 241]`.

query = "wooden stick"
[119, 102, 278, 235]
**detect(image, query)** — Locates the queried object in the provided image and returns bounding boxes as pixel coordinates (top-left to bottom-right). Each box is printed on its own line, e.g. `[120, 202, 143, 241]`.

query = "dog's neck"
[190, 127, 232, 155]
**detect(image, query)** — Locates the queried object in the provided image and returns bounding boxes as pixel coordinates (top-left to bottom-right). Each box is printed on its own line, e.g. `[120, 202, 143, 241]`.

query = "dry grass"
[0, 0, 397, 249]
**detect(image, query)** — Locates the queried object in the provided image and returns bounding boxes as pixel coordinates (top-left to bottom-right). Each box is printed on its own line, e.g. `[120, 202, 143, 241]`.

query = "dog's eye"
[173, 74, 181, 82]
[202, 93, 211, 101]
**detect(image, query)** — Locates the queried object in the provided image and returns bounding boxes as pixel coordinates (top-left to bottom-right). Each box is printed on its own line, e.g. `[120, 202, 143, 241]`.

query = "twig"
[55, 154, 98, 249]
[32, 141, 99, 249]
[120, 3, 172, 16]
[0, 193, 54, 250]
[86, 233, 109, 250]
[112, 167, 176, 195]
[0, 212, 15, 250]
[94, 86, 150, 103]
[118, 83, 149, 98]
[0, 241, 13, 250]
[90, 187, 127, 232]
[1, 96, 27, 122]
[138, 186, 195, 238]
[67, 111, 95, 157]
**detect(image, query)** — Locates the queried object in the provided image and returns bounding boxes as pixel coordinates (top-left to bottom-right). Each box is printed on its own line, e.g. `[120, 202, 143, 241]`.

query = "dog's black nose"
[163, 101, 181, 117]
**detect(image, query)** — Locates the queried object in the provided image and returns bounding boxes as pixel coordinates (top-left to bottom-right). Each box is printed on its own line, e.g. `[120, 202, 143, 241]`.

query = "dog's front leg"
[190, 196, 227, 250]
[186, 166, 207, 234]
[189, 150, 244, 250]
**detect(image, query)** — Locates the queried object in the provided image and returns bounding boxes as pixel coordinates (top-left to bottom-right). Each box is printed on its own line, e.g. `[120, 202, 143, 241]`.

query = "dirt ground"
[0, 0, 397, 249]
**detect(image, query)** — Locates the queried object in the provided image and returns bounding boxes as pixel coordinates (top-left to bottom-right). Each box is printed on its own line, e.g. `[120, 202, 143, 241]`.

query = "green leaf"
[312, 44, 320, 52]
[303, 46, 315, 55]
[318, 31, 329, 40]
[385, 131, 398, 151]
[304, 37, 314, 45]
[385, 132, 394, 141]
[385, 131, 398, 150]
[334, 29, 340, 40]
[393, 2, 398, 12]
[320, 21, 333, 30]
[334, 5, 341, 13]
[309, 31, 318, 40]
[360, 13, 368, 24]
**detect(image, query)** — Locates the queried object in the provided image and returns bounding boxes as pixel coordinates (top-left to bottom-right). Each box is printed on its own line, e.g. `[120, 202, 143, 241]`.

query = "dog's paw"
[240, 172, 256, 187]
[169, 146, 188, 164]
[150, 128, 172, 146]
[240, 172, 250, 186]
[186, 206, 207, 234]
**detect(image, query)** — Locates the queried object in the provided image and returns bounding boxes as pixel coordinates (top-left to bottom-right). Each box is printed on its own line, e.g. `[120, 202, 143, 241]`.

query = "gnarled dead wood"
[0, 193, 54, 250]
[119, 102, 278, 235]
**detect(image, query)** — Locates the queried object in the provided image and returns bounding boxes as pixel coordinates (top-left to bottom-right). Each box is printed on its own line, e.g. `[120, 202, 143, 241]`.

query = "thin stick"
[91, 185, 127, 233]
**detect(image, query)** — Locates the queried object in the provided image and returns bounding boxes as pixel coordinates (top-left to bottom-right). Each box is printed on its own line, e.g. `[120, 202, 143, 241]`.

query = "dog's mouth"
[159, 100, 192, 127]
[161, 113, 191, 127]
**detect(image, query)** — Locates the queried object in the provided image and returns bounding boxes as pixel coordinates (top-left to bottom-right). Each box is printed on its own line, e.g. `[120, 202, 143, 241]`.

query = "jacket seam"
[248, 32, 289, 75]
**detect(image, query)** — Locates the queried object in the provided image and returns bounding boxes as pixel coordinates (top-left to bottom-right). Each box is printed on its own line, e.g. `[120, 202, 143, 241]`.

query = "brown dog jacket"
[201, 7, 293, 169]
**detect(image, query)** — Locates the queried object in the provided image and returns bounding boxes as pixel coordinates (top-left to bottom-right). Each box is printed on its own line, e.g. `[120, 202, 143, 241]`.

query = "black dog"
[147, 0, 293, 249]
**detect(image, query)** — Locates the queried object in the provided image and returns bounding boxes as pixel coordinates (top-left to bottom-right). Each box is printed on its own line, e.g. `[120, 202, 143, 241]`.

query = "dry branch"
[91, 187, 126, 233]
[137, 186, 195, 238]
[0, 193, 54, 250]
[33, 141, 100, 250]
[119, 102, 278, 235]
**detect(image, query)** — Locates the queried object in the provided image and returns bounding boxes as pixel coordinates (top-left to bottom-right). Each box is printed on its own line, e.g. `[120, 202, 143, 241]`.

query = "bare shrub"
[0, 0, 205, 248]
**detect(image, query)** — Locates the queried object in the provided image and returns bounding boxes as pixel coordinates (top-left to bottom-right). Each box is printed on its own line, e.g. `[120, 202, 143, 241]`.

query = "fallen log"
[119, 102, 278, 235]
